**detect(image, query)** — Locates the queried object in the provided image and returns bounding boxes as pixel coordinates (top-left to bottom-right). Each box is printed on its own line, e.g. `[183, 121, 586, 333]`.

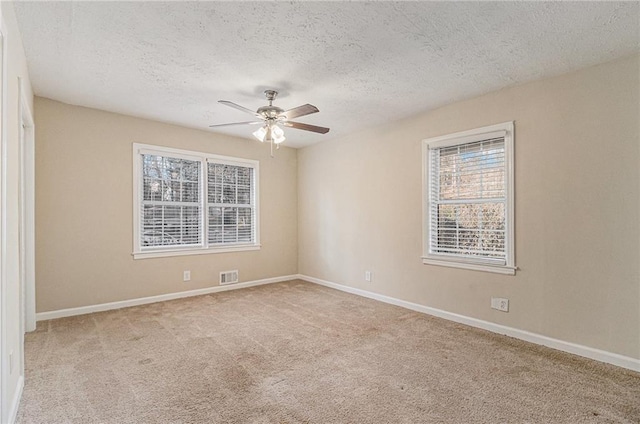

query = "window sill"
[133, 244, 261, 260]
[422, 257, 516, 275]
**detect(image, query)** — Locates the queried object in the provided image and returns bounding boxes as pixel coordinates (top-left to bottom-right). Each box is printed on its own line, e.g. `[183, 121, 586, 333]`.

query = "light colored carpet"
[17, 280, 640, 423]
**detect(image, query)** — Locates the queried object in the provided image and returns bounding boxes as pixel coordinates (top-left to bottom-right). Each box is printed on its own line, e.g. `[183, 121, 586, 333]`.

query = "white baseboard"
[36, 274, 298, 321]
[297, 274, 640, 373]
[8, 375, 24, 424]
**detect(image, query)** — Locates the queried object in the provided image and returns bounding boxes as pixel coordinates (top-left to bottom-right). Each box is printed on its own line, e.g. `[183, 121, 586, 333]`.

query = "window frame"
[422, 121, 515, 275]
[132, 143, 260, 259]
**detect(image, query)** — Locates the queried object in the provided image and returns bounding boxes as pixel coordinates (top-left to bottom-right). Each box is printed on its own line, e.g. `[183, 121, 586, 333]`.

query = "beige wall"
[1, 1, 34, 421]
[35, 98, 298, 312]
[298, 55, 640, 360]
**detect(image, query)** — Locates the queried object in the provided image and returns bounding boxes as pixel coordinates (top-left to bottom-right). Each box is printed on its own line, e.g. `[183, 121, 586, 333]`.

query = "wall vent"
[220, 270, 239, 285]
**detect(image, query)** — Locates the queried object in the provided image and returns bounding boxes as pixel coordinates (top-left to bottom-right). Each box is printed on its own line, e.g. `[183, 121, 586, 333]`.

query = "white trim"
[297, 274, 640, 373]
[505, 122, 515, 270]
[7, 376, 22, 424]
[132, 143, 260, 258]
[132, 143, 141, 254]
[251, 158, 261, 247]
[421, 257, 516, 275]
[0, 16, 7, 424]
[18, 80, 35, 336]
[426, 129, 507, 149]
[135, 143, 258, 168]
[133, 244, 261, 259]
[422, 123, 511, 146]
[422, 121, 515, 275]
[36, 274, 297, 321]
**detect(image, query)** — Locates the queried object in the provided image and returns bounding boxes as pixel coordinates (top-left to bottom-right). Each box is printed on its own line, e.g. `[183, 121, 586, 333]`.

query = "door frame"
[0, 14, 8, 424]
[18, 76, 35, 349]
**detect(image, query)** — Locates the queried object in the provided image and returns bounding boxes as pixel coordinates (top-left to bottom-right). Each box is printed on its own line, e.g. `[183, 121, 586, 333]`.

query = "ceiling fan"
[210, 90, 330, 156]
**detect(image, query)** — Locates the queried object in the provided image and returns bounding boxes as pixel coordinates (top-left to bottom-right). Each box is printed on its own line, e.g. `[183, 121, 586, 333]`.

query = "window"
[133, 144, 259, 259]
[422, 122, 515, 275]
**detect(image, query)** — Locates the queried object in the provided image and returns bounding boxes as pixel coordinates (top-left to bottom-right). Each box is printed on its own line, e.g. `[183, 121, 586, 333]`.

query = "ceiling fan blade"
[282, 121, 330, 134]
[279, 104, 319, 120]
[209, 121, 263, 128]
[218, 100, 260, 117]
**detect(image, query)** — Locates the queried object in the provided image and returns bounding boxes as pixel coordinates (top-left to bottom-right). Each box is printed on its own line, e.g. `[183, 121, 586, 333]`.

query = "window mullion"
[202, 158, 208, 249]
[430, 148, 439, 253]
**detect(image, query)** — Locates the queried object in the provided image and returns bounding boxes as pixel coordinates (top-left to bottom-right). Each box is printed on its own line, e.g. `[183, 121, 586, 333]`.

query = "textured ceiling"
[13, 1, 640, 148]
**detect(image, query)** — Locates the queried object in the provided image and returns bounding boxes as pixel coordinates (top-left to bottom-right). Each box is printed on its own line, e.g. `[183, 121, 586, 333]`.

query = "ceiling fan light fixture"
[253, 124, 285, 144]
[272, 125, 286, 144]
[253, 126, 267, 142]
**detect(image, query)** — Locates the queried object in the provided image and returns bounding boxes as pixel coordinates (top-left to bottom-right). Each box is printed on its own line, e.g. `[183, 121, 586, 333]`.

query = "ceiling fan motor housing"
[257, 105, 284, 119]
[258, 90, 283, 119]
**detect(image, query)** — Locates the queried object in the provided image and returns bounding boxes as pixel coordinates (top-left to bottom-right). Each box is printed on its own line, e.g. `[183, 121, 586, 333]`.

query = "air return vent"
[220, 270, 239, 285]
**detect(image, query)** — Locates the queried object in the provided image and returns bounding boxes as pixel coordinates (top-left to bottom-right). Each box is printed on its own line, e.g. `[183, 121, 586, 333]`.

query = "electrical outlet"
[491, 297, 509, 312]
[183, 270, 191, 282]
[365, 271, 372, 282]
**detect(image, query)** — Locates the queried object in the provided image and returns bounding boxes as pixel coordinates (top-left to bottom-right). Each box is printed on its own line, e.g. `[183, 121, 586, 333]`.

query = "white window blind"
[422, 122, 515, 274]
[429, 138, 506, 262]
[141, 154, 201, 248]
[207, 162, 255, 245]
[133, 144, 260, 259]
